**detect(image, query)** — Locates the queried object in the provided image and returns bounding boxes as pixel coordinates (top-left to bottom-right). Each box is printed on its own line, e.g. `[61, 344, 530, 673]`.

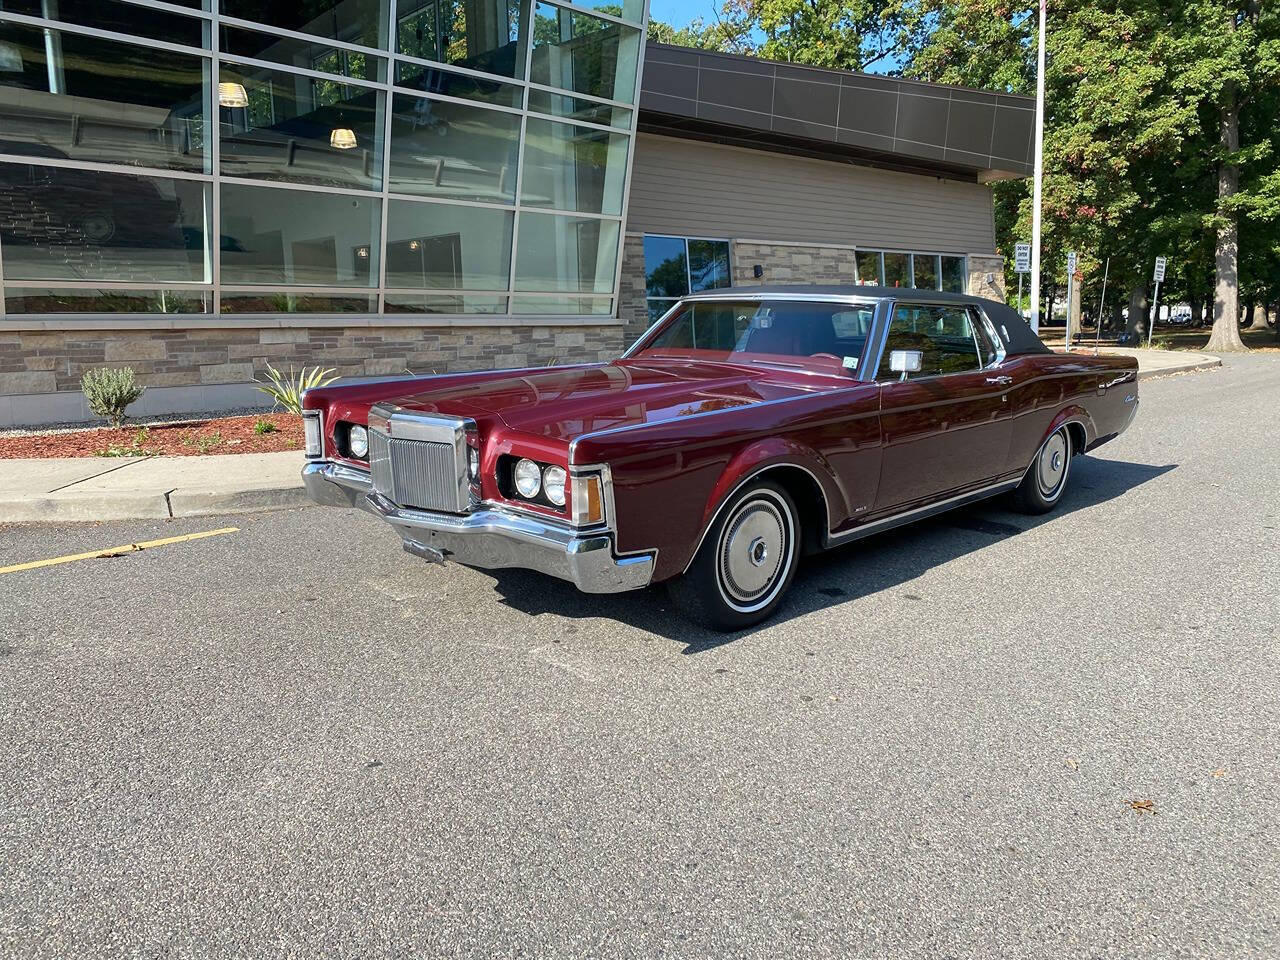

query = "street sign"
[1154, 256, 1167, 283]
[1067, 251, 1077, 276]
[1014, 242, 1031, 273]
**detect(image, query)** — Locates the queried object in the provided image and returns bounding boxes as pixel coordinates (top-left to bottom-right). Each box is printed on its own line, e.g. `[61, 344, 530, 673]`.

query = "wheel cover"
[1036, 429, 1069, 499]
[717, 493, 792, 611]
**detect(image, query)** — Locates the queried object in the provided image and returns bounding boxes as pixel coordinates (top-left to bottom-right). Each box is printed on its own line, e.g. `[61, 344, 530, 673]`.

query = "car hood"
[386, 359, 835, 442]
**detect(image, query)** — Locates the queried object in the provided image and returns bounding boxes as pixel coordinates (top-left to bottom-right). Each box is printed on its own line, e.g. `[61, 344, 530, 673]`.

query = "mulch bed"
[0, 413, 304, 459]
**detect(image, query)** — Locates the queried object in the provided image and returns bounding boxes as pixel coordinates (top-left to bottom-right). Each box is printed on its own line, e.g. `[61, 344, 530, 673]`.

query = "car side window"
[876, 304, 995, 380]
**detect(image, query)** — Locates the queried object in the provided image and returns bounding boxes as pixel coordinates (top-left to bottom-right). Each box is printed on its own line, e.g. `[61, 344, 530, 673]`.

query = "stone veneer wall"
[617, 234, 650, 344]
[0, 325, 625, 399]
[966, 255, 1006, 301]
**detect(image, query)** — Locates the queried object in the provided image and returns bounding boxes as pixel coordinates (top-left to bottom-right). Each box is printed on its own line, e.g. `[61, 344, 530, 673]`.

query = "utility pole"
[1029, 0, 1047, 334]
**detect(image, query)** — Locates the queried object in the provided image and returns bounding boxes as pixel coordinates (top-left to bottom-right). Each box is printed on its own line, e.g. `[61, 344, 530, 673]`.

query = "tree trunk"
[1125, 282, 1147, 341]
[1189, 297, 1203, 330]
[1110, 298, 1124, 336]
[1206, 80, 1247, 352]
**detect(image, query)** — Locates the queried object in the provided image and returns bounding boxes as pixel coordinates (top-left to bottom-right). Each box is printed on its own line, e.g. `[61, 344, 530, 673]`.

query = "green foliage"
[81, 367, 145, 427]
[95, 427, 153, 458]
[253, 419, 277, 435]
[253, 364, 338, 416]
[183, 430, 223, 454]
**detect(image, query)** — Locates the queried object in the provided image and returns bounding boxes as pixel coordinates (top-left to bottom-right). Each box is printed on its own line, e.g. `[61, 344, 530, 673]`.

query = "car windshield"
[637, 299, 874, 374]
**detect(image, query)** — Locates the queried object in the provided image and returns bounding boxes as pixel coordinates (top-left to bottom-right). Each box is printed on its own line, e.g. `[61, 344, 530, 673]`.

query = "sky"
[648, 0, 716, 28]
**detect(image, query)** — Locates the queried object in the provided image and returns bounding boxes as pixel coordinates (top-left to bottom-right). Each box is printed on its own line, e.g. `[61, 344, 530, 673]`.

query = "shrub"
[253, 364, 338, 415]
[254, 419, 277, 435]
[81, 367, 145, 426]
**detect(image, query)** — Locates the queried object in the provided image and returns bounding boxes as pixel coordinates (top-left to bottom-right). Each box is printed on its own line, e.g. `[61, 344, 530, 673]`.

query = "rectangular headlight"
[303, 411, 323, 459]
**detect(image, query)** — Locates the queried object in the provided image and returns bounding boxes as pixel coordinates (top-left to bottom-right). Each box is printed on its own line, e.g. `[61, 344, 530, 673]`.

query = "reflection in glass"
[385, 293, 507, 313]
[0, 24, 206, 171]
[555, 0, 644, 22]
[643, 236, 687, 298]
[688, 239, 731, 291]
[220, 183, 380, 286]
[396, 0, 526, 79]
[395, 60, 522, 107]
[0, 165, 207, 282]
[385, 200, 512, 289]
[510, 295, 612, 315]
[855, 250, 882, 285]
[219, 26, 386, 82]
[387, 93, 520, 203]
[218, 63, 383, 189]
[219, 292, 377, 313]
[941, 255, 967, 293]
[912, 253, 938, 290]
[5, 288, 210, 314]
[220, 0, 385, 51]
[520, 118, 628, 216]
[514, 212, 618, 293]
[883, 252, 910, 288]
[0, 0, 207, 46]
[527, 90, 631, 128]
[530, 2, 641, 102]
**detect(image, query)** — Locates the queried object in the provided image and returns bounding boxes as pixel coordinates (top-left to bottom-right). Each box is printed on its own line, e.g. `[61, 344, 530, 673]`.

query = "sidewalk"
[0, 347, 1221, 524]
[0, 451, 307, 523]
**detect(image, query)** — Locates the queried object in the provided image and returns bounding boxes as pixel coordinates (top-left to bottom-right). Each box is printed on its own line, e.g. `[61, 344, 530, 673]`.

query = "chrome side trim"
[826, 478, 1020, 544]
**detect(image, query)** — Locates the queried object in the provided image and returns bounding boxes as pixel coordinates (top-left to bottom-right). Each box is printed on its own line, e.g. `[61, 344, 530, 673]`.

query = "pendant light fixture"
[217, 82, 248, 108]
[329, 126, 357, 149]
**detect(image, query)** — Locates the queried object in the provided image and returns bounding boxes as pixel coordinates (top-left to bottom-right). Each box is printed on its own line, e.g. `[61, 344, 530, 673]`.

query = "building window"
[643, 235, 732, 323]
[855, 250, 968, 293]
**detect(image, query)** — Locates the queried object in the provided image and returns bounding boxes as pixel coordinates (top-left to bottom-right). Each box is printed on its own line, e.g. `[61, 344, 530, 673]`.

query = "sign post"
[1029, 0, 1047, 334]
[1014, 242, 1031, 320]
[1148, 257, 1167, 348]
[1094, 256, 1110, 354]
[1064, 251, 1077, 352]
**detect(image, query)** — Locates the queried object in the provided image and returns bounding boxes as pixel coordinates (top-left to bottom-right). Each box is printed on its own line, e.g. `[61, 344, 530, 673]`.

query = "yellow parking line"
[0, 527, 239, 576]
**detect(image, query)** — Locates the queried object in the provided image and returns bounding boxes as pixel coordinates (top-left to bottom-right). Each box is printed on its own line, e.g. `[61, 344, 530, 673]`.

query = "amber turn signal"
[572, 474, 604, 526]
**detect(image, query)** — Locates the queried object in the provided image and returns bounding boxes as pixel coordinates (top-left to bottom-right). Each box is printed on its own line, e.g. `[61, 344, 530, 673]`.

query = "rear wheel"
[669, 480, 800, 631]
[1011, 426, 1072, 514]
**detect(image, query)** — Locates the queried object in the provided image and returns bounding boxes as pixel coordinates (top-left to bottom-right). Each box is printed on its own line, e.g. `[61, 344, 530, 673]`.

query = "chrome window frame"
[867, 298, 1008, 384]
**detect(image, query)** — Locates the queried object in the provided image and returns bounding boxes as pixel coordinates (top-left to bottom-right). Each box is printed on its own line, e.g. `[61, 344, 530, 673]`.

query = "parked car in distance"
[302, 287, 1140, 629]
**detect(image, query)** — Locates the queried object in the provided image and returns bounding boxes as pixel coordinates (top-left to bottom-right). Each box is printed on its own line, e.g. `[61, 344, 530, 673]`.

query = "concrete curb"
[1135, 355, 1222, 380]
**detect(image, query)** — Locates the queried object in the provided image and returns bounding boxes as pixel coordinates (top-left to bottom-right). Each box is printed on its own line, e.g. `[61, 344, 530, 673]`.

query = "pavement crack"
[163, 489, 176, 518]
[45, 455, 155, 494]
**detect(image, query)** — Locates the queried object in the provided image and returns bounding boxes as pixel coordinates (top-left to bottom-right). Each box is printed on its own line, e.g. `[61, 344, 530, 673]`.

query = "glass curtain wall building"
[0, 0, 647, 319]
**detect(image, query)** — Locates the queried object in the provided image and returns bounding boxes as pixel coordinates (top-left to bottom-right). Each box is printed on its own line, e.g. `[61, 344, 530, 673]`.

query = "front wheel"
[1011, 426, 1073, 514]
[668, 480, 801, 631]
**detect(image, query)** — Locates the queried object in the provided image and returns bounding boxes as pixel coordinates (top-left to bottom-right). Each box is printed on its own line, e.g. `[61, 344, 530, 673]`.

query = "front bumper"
[302, 461, 653, 593]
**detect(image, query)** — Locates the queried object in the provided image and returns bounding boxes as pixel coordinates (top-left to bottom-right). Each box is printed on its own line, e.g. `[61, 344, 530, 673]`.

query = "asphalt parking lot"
[2, 355, 1278, 959]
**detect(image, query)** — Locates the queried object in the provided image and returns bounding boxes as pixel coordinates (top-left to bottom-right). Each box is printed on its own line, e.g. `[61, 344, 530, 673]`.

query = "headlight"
[468, 445, 480, 480]
[348, 425, 368, 459]
[543, 465, 566, 506]
[513, 458, 541, 498]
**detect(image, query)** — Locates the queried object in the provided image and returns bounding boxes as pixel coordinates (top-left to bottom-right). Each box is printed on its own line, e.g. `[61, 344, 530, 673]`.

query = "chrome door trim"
[826, 477, 1021, 544]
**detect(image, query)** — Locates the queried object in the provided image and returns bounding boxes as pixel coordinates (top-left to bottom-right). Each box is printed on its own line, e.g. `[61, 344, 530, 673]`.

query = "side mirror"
[889, 349, 923, 380]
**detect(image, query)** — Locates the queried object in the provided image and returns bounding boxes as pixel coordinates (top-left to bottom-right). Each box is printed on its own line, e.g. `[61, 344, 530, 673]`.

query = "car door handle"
[986, 375, 1013, 386]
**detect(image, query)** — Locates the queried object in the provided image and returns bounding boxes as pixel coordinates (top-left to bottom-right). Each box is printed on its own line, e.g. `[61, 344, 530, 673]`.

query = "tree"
[647, 3, 755, 54]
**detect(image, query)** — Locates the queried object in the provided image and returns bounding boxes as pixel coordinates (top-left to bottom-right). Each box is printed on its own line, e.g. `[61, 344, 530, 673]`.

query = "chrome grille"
[369, 428, 467, 513]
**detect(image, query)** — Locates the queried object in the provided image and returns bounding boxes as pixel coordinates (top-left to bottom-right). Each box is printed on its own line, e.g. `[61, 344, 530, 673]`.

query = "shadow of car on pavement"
[484, 455, 1176, 652]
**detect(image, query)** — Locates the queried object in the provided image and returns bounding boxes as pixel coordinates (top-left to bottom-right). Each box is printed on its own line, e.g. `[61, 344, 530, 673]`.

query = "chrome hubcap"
[719, 499, 786, 606]
[1037, 431, 1069, 497]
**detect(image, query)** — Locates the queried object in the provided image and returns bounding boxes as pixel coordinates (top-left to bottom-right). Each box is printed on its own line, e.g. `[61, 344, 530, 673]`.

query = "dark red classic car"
[302, 287, 1139, 628]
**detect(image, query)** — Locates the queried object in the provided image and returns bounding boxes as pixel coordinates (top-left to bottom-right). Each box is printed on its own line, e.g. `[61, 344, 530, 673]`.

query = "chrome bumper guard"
[302, 461, 653, 594]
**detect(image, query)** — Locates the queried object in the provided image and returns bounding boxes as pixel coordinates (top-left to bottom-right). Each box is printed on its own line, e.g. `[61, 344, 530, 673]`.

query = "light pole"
[1029, 0, 1047, 334]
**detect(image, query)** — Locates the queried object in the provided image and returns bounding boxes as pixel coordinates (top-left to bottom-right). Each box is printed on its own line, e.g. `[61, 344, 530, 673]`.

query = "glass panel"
[387, 92, 520, 203]
[688, 239, 731, 292]
[220, 27, 386, 82]
[385, 199, 512, 289]
[4, 287, 210, 314]
[0, 165, 207, 282]
[0, 0, 208, 46]
[559, 0, 644, 22]
[514, 212, 618, 293]
[882, 252, 909, 288]
[218, 63, 384, 190]
[941, 255, 967, 293]
[530, 2, 641, 103]
[527, 90, 631, 128]
[220, 182, 380, 286]
[855, 250, 881, 285]
[643, 236, 687, 298]
[394, 60, 521, 107]
[0, 24, 207, 172]
[219, 0, 385, 51]
[876, 304, 982, 379]
[520, 118, 628, 215]
[509, 295, 611, 315]
[218, 292, 376, 313]
[385, 293, 507, 313]
[395, 0, 526, 80]
[646, 298, 675, 324]
[912, 253, 938, 290]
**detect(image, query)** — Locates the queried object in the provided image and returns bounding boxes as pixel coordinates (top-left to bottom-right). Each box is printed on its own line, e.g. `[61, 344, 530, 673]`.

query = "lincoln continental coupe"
[301, 286, 1139, 629]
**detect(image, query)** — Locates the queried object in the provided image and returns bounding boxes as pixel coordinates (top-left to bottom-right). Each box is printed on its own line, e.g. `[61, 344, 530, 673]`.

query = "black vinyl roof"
[640, 44, 1034, 182]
